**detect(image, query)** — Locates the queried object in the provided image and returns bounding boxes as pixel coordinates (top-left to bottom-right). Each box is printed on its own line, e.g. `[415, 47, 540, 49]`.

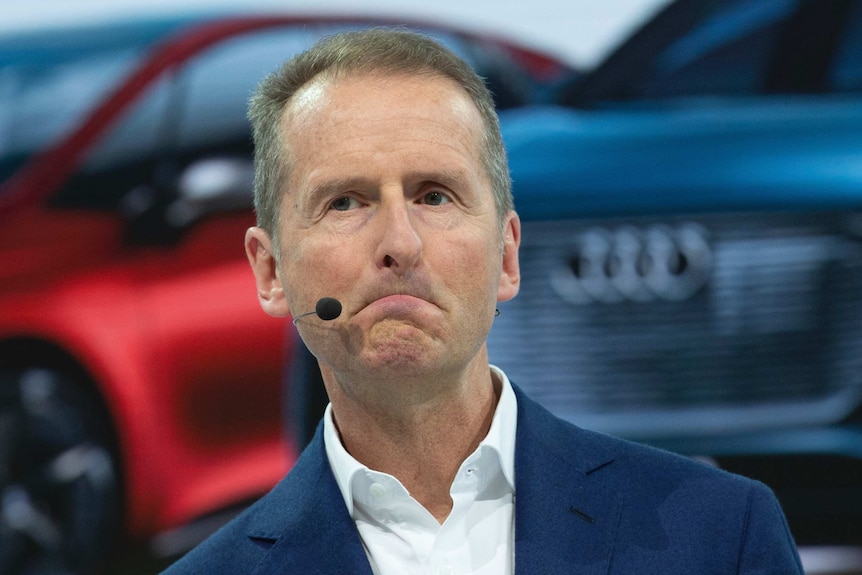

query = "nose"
[374, 196, 423, 273]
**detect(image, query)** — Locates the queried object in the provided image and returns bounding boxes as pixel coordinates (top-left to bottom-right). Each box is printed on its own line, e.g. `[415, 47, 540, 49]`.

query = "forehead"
[281, 73, 486, 191]
[281, 71, 484, 162]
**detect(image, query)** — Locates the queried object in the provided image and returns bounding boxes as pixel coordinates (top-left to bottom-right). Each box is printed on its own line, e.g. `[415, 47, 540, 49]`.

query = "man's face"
[263, 72, 520, 384]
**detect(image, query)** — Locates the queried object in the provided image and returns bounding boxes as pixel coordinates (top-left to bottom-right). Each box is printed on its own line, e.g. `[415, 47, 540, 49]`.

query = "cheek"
[279, 235, 339, 304]
[294, 236, 371, 298]
[437, 236, 501, 294]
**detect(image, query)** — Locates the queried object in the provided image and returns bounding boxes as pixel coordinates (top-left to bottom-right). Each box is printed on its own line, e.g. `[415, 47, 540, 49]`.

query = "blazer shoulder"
[160, 468, 305, 575]
[161, 431, 337, 574]
[513, 387, 802, 572]
[514, 382, 756, 490]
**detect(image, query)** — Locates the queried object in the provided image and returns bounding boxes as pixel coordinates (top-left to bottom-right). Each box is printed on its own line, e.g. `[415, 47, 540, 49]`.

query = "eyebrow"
[305, 168, 475, 204]
[304, 177, 373, 207]
[408, 168, 474, 191]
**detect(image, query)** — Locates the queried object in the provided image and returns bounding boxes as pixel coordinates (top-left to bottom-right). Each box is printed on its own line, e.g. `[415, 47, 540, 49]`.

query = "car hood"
[501, 101, 862, 221]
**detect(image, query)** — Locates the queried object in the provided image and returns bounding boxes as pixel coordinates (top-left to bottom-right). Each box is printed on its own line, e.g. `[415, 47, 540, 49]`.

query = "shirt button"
[369, 482, 387, 499]
[437, 564, 455, 575]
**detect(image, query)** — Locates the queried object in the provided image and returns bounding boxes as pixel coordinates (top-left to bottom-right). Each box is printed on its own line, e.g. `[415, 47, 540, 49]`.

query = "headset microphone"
[292, 297, 343, 324]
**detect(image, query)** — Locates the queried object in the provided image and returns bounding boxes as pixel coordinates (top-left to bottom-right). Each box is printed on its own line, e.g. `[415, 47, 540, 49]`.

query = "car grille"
[487, 212, 862, 439]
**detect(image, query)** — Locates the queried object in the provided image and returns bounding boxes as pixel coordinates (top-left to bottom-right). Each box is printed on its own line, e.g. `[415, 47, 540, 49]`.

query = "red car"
[0, 13, 573, 573]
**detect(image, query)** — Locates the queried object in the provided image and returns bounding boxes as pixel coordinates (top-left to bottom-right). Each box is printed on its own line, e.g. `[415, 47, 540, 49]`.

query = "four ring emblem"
[551, 223, 713, 304]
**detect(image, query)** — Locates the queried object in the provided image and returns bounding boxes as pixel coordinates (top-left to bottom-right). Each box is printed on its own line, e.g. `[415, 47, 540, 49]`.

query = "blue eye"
[330, 196, 358, 211]
[422, 191, 450, 206]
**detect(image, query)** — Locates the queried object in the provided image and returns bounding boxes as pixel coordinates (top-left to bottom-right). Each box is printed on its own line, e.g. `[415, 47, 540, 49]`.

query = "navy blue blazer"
[163, 386, 803, 574]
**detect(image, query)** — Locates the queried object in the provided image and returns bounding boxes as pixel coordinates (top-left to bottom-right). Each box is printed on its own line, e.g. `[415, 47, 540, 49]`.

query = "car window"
[49, 27, 313, 213]
[0, 50, 142, 184]
[638, 0, 798, 98]
[50, 74, 173, 210]
[0, 19, 190, 189]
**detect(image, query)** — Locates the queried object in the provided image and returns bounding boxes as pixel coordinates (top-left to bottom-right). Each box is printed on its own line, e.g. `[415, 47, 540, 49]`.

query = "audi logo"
[551, 224, 713, 304]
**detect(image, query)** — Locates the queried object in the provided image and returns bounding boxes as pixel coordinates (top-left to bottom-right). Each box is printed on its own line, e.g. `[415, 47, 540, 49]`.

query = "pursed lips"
[356, 289, 439, 319]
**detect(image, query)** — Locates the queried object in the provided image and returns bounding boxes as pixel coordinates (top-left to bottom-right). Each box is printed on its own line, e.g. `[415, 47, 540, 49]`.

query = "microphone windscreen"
[315, 297, 342, 321]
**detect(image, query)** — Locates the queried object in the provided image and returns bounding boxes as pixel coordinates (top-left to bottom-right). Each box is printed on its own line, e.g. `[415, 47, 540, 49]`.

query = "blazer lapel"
[247, 429, 374, 575]
[242, 387, 622, 575]
[512, 386, 622, 575]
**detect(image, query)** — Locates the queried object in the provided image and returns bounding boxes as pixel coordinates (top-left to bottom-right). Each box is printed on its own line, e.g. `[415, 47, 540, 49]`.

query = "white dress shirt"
[323, 365, 518, 575]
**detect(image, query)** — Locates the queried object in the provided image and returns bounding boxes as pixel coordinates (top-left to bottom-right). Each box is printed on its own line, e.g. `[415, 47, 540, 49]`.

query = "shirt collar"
[323, 365, 518, 517]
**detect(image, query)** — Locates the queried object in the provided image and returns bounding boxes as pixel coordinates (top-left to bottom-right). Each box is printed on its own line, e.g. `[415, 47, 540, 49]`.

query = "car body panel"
[503, 100, 862, 220]
[0, 205, 293, 535]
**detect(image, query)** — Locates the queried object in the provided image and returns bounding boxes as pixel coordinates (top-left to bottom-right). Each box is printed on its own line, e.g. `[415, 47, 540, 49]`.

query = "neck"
[325, 360, 501, 522]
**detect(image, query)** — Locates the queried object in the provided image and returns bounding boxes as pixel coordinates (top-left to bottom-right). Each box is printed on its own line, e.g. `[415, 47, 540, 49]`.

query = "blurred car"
[0, 13, 574, 573]
[490, 0, 862, 568]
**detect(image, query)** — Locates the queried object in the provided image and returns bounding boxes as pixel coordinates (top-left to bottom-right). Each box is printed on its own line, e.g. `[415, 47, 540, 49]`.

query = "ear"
[497, 211, 521, 303]
[245, 227, 291, 318]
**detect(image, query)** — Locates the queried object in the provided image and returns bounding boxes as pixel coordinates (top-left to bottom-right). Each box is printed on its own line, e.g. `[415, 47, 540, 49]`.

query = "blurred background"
[1, 0, 666, 67]
[2, 0, 861, 573]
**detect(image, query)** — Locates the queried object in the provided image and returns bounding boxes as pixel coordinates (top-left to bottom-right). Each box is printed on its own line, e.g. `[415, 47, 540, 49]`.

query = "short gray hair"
[247, 28, 512, 253]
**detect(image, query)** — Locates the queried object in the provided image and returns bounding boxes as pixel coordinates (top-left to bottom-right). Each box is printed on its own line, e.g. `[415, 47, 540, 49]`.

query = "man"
[163, 29, 803, 574]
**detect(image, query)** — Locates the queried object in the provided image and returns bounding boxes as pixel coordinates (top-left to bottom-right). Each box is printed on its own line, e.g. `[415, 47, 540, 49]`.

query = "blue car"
[491, 0, 862, 563]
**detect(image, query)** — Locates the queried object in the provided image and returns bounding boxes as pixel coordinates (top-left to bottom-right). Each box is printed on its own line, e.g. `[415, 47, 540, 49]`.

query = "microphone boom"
[292, 297, 342, 324]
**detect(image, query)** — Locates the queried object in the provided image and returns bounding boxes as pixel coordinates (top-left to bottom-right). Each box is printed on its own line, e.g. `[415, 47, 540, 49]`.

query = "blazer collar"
[245, 434, 374, 575]
[242, 384, 621, 575]
[512, 385, 622, 575]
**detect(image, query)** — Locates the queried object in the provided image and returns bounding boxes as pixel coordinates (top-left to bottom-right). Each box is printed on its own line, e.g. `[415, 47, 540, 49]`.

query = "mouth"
[356, 289, 439, 321]
[368, 293, 428, 313]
